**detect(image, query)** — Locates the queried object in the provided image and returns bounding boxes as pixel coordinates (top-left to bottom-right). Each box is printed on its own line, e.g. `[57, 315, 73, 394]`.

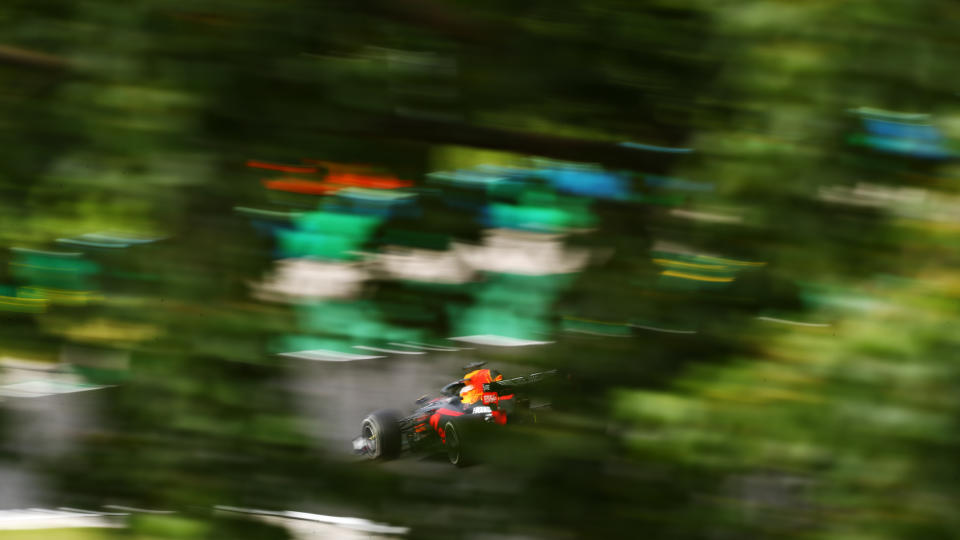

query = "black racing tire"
[443, 418, 475, 468]
[361, 409, 402, 460]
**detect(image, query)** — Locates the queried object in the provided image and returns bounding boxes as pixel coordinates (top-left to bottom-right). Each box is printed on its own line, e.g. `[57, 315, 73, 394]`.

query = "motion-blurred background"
[1, 1, 959, 538]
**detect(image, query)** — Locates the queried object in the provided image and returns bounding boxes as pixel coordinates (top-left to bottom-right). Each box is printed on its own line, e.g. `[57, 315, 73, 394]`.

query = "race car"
[352, 362, 556, 466]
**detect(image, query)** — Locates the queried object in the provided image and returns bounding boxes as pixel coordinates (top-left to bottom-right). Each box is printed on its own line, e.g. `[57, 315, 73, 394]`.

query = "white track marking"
[449, 335, 553, 346]
[215, 506, 410, 535]
[353, 346, 425, 355]
[278, 350, 383, 362]
[756, 316, 831, 328]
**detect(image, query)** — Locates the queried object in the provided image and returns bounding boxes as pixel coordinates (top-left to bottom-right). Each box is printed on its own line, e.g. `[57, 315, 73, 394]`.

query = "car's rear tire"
[361, 409, 402, 460]
[443, 418, 474, 467]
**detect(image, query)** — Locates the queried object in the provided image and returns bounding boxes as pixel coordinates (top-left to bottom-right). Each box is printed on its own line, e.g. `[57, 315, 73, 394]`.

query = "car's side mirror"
[441, 381, 464, 396]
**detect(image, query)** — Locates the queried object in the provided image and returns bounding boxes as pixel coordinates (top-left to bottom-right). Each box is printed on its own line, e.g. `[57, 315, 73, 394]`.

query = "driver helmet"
[459, 368, 503, 404]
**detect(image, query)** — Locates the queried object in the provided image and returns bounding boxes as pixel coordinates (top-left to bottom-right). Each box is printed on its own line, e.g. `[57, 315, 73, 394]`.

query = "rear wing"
[483, 370, 558, 392]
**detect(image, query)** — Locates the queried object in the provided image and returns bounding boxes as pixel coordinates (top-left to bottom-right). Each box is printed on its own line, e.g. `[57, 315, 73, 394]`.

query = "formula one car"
[352, 363, 556, 466]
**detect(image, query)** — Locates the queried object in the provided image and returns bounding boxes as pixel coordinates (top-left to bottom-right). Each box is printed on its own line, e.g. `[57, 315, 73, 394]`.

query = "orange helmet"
[459, 368, 503, 404]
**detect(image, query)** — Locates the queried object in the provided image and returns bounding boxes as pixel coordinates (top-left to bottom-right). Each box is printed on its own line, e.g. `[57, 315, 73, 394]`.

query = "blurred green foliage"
[0, 1, 959, 539]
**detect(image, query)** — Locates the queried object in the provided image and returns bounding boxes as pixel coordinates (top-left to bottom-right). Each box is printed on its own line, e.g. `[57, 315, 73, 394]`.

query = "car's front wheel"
[443, 418, 474, 467]
[361, 409, 402, 460]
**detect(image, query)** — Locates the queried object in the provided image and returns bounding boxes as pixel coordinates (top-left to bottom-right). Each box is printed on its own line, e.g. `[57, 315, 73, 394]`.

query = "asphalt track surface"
[0, 345, 539, 508]
[0, 386, 102, 508]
